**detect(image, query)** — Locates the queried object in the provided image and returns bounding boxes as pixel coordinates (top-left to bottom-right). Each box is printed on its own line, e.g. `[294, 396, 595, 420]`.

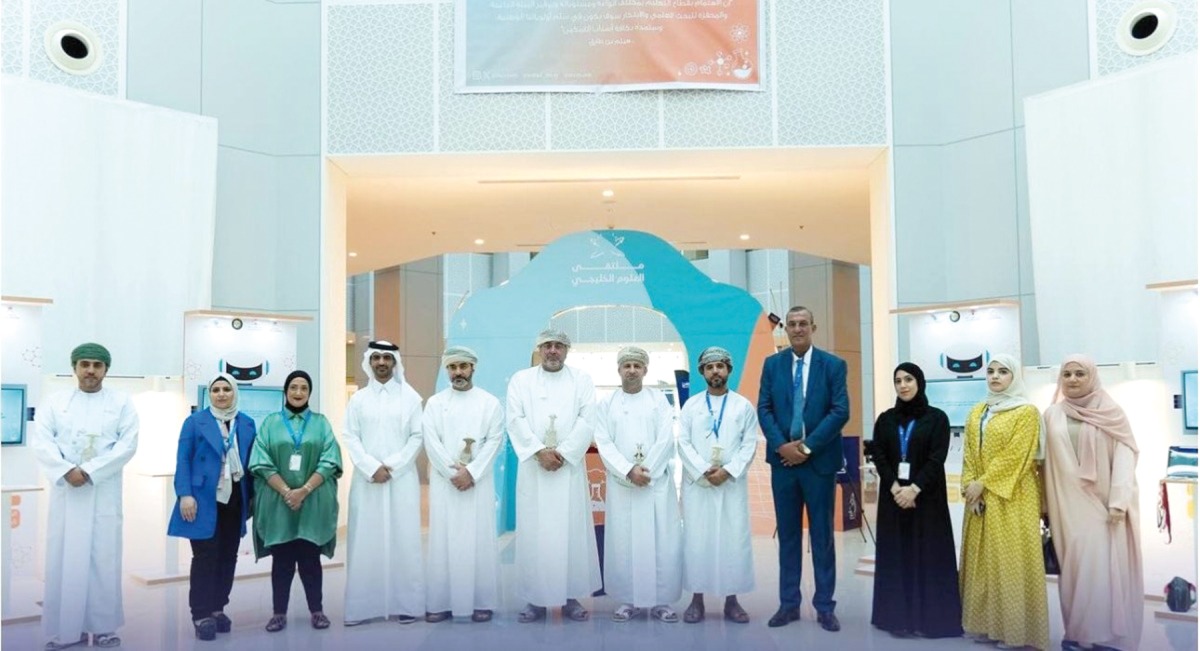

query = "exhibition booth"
[0, 28, 1195, 637]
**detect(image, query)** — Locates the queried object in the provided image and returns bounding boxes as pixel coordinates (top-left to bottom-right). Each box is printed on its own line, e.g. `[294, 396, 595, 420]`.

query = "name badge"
[897, 462, 911, 481]
[289, 454, 302, 472]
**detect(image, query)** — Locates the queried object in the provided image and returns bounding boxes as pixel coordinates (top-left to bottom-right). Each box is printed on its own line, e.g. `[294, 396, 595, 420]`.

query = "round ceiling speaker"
[1115, 0, 1179, 56]
[43, 21, 103, 75]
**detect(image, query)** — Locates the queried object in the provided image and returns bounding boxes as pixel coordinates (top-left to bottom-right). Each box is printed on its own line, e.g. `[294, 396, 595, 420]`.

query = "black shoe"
[817, 611, 841, 632]
[767, 608, 800, 628]
[194, 618, 217, 641]
[213, 613, 232, 633]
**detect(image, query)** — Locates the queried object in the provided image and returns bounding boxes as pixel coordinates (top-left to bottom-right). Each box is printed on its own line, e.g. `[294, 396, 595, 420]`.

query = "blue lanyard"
[705, 392, 728, 439]
[221, 420, 236, 455]
[282, 410, 310, 452]
[898, 420, 915, 461]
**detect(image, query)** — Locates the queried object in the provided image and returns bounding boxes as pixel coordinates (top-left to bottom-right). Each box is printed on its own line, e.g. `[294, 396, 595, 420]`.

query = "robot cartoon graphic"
[939, 343, 989, 378]
[219, 357, 269, 383]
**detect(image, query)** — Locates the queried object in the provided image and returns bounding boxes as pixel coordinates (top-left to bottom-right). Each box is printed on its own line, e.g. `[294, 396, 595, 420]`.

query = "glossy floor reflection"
[3, 532, 1196, 651]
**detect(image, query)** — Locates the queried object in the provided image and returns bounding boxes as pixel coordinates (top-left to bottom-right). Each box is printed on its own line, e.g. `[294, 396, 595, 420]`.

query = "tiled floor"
[3, 531, 1196, 651]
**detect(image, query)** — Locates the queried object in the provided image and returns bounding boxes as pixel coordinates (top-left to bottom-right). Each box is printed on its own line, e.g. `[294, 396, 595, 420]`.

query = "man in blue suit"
[758, 306, 849, 632]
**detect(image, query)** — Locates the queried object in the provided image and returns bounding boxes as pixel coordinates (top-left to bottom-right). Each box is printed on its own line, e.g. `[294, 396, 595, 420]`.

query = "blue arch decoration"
[440, 230, 772, 531]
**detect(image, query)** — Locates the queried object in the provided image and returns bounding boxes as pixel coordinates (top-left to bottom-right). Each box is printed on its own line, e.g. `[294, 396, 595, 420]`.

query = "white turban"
[698, 346, 732, 367]
[617, 346, 649, 366]
[441, 345, 479, 367]
[535, 328, 571, 348]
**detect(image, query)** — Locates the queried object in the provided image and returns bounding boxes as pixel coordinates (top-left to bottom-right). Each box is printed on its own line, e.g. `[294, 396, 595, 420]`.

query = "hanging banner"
[455, 0, 763, 93]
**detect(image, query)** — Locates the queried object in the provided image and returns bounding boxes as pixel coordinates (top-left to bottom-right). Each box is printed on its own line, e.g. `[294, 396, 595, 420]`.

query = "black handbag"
[1041, 516, 1060, 575]
[1165, 577, 1197, 613]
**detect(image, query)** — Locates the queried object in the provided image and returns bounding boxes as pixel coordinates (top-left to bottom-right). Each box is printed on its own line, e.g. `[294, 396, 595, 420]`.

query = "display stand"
[1, 485, 43, 624]
[1154, 476, 1199, 622]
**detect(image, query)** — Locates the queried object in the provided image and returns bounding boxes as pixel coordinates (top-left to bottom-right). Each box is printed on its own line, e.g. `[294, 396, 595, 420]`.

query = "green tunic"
[250, 409, 342, 559]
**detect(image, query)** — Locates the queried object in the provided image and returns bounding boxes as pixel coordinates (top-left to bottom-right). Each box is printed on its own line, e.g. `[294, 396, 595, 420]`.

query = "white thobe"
[342, 379, 425, 621]
[506, 365, 602, 606]
[677, 390, 757, 596]
[422, 386, 505, 616]
[594, 388, 683, 607]
[31, 388, 139, 642]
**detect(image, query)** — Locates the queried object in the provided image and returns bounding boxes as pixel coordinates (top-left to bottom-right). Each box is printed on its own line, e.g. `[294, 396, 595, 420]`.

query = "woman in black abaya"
[870, 362, 963, 638]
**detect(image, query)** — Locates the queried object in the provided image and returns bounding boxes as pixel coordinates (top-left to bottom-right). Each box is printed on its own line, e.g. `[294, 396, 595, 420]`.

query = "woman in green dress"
[249, 370, 342, 632]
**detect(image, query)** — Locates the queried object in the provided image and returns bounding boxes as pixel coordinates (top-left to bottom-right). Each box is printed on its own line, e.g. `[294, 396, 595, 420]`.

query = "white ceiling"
[334, 147, 884, 275]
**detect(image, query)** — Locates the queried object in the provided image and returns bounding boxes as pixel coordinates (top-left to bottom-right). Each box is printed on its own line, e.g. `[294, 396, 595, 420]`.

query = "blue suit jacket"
[167, 410, 256, 540]
[757, 347, 850, 475]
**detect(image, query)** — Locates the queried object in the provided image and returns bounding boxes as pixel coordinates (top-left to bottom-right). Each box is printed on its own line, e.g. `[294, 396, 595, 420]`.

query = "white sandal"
[92, 633, 121, 648]
[611, 604, 640, 622]
[650, 605, 679, 623]
[44, 634, 88, 651]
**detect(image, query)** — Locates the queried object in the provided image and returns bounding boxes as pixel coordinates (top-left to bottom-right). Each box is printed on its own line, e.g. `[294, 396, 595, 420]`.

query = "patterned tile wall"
[550, 91, 660, 150]
[436, 4, 546, 152]
[1096, 0, 1197, 76]
[326, 3, 436, 154]
[775, 0, 886, 145]
[325, 0, 888, 153]
[662, 0, 773, 148]
[28, 0, 119, 96]
[2, 0, 23, 75]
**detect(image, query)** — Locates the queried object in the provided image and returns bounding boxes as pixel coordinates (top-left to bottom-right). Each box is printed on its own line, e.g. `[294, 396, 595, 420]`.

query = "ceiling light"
[739, 234, 750, 241]
[474, 238, 485, 245]
[601, 189, 614, 198]
[348, 251, 358, 258]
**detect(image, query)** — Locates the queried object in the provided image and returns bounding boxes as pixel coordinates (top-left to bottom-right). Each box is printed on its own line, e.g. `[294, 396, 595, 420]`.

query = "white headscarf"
[207, 373, 240, 422]
[984, 353, 1033, 413]
[984, 353, 1045, 459]
[362, 342, 406, 390]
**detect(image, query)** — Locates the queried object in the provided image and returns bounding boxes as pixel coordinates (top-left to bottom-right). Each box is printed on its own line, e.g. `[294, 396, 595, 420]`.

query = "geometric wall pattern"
[325, 0, 888, 154]
[17, 0, 121, 96]
[775, 0, 887, 145]
[326, 3, 436, 154]
[2, 0, 23, 76]
[1095, 0, 1197, 76]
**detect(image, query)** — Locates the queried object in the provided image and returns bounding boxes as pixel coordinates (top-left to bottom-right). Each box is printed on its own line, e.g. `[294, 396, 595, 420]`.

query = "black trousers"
[188, 482, 243, 621]
[270, 539, 323, 614]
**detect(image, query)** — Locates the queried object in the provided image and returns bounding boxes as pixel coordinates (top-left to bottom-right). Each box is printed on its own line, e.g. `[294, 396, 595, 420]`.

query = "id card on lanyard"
[283, 410, 310, 472]
[897, 420, 915, 480]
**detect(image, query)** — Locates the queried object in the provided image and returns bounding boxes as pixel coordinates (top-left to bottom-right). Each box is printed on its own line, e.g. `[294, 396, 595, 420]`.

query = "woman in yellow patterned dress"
[959, 354, 1049, 650]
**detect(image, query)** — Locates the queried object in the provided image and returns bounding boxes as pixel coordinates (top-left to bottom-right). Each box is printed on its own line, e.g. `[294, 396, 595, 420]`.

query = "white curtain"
[1, 77, 218, 375]
[1025, 53, 1197, 364]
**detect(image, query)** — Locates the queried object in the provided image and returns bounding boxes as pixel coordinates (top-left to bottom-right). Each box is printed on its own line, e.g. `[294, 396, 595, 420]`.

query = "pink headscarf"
[1053, 354, 1138, 490]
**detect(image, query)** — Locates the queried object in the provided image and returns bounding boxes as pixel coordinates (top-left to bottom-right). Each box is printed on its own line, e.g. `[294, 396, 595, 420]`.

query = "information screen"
[1, 384, 28, 445]
[1183, 371, 1197, 431]
[198, 385, 283, 432]
[925, 378, 988, 429]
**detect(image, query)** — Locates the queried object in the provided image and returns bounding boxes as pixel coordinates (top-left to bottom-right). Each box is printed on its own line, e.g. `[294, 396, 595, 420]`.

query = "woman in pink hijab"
[1042, 355, 1142, 651]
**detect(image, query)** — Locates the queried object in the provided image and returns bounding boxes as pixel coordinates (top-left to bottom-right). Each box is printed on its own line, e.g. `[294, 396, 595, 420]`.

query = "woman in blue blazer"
[168, 374, 257, 641]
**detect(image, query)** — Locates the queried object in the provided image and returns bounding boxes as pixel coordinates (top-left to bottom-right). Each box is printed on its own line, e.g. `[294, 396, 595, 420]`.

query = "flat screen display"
[198, 385, 283, 432]
[2, 384, 28, 445]
[925, 378, 989, 429]
[1183, 371, 1198, 431]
